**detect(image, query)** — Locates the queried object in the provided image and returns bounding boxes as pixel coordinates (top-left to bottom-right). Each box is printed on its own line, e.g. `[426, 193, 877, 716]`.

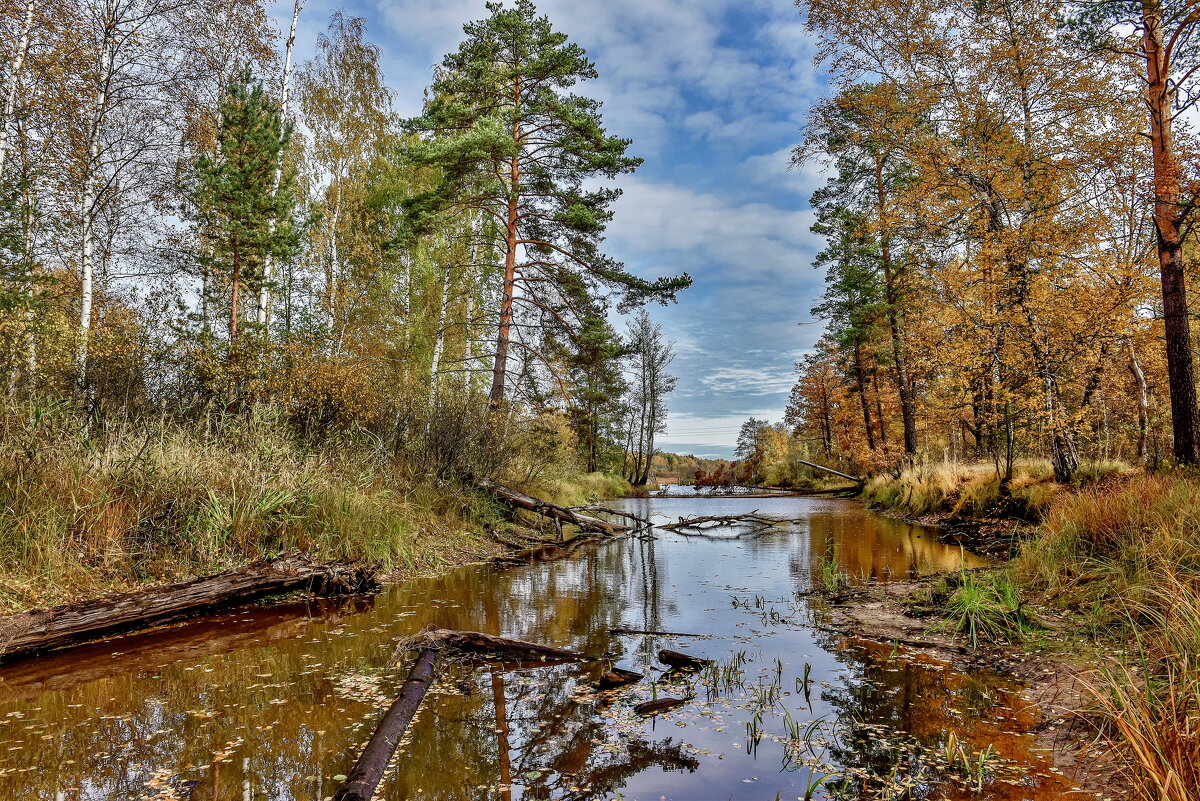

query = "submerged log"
[633, 697, 685, 716]
[0, 554, 376, 662]
[332, 648, 439, 801]
[476, 479, 631, 535]
[595, 667, 643, 691]
[608, 627, 705, 638]
[399, 628, 590, 665]
[658, 649, 711, 670]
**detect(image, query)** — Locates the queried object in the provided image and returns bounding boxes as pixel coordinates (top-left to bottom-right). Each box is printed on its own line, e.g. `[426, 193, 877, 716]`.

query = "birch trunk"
[0, 0, 35, 180]
[257, 0, 305, 328]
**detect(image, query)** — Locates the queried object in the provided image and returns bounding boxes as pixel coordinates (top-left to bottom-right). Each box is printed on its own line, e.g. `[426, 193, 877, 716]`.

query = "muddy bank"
[816, 573, 1115, 797]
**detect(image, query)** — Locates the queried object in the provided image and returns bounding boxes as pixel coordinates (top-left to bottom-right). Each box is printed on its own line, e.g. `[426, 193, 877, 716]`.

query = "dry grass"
[863, 459, 1064, 519]
[1080, 578, 1200, 801]
[1011, 475, 1200, 800]
[0, 398, 563, 612]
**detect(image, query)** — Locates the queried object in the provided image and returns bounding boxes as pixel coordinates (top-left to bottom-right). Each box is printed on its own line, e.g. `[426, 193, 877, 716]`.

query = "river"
[0, 492, 1086, 800]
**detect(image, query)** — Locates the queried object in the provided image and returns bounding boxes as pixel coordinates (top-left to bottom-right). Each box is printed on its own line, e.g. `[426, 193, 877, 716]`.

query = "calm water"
[0, 494, 1087, 800]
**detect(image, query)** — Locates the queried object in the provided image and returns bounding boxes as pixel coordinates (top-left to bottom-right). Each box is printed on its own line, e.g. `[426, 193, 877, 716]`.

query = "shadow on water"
[0, 492, 1086, 800]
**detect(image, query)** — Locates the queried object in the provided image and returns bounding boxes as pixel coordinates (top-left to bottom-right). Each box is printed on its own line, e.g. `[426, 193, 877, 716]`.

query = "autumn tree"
[404, 0, 690, 406]
[1065, 0, 1200, 463]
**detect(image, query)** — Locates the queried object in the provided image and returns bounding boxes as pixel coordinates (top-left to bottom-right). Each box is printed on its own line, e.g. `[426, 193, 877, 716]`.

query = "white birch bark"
[257, 0, 305, 328]
[78, 21, 117, 397]
[0, 0, 35, 180]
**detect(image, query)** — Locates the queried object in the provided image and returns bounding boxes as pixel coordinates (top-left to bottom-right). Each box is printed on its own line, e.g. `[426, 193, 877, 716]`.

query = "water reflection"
[0, 496, 1080, 801]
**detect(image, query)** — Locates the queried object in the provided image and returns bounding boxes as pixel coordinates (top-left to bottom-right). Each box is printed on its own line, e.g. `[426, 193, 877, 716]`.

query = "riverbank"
[0, 398, 631, 615]
[846, 463, 1200, 800]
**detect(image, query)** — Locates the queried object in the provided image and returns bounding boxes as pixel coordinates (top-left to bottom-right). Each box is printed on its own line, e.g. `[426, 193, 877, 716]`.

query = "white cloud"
[606, 177, 821, 283]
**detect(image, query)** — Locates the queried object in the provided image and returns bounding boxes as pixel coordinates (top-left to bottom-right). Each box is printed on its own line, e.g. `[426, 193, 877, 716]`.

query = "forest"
[3, 0, 1200, 798]
[0, 0, 686, 603]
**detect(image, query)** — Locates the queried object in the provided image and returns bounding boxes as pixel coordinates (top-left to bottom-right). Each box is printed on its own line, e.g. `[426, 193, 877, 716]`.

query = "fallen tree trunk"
[658, 649, 711, 670]
[795, 459, 863, 484]
[0, 554, 376, 662]
[476, 479, 630, 535]
[399, 628, 590, 665]
[332, 648, 439, 801]
[568, 505, 652, 527]
[660, 512, 800, 537]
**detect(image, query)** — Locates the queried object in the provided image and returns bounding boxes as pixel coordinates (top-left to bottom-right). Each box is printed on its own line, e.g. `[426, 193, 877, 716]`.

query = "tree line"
[0, 0, 684, 481]
[783, 0, 1200, 482]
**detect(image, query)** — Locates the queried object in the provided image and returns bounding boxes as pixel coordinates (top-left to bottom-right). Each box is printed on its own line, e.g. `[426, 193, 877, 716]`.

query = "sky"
[273, 0, 832, 458]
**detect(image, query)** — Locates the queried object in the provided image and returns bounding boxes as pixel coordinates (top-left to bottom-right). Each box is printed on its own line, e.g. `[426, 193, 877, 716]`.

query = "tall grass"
[1011, 476, 1200, 799]
[863, 459, 1132, 521]
[0, 399, 519, 611]
[934, 570, 1032, 649]
[1082, 578, 1200, 801]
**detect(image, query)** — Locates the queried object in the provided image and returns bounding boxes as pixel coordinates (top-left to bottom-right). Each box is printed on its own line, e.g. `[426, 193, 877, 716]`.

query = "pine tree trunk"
[853, 343, 875, 450]
[1143, 0, 1200, 464]
[490, 78, 523, 407]
[875, 161, 918, 455]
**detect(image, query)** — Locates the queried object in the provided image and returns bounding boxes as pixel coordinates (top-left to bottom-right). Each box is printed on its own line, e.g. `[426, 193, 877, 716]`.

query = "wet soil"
[819, 573, 1119, 798]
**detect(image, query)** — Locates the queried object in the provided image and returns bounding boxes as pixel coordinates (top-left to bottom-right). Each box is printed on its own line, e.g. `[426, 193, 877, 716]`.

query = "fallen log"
[0, 554, 376, 662]
[568, 505, 652, 527]
[660, 512, 799, 537]
[595, 667, 643, 691]
[633, 697, 685, 716]
[658, 649, 711, 670]
[398, 628, 590, 665]
[476, 479, 630, 535]
[794, 458, 863, 485]
[608, 627, 706, 638]
[332, 648, 438, 801]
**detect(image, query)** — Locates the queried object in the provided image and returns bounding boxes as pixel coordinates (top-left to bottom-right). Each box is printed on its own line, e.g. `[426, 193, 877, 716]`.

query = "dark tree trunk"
[333, 648, 439, 801]
[1143, 0, 1200, 464]
[852, 343, 876, 450]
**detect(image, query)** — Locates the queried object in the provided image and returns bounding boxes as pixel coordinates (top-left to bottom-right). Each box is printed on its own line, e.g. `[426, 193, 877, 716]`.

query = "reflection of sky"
[269, 0, 832, 458]
[0, 496, 1071, 800]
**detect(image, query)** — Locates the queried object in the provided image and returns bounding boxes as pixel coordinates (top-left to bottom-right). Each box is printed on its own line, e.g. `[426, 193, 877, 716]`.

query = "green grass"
[933, 570, 1033, 649]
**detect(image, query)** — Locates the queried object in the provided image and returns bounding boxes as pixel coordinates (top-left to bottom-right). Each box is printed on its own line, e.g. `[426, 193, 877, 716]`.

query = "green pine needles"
[190, 70, 300, 348]
[403, 0, 690, 404]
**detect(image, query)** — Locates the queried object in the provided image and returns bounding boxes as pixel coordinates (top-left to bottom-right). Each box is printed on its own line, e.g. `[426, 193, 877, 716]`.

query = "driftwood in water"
[633, 697, 686, 716]
[332, 648, 438, 801]
[660, 512, 800, 537]
[0, 554, 376, 662]
[595, 667, 643, 691]
[477, 478, 631, 535]
[608, 627, 705, 638]
[399, 628, 591, 666]
[658, 649, 711, 670]
[568, 505, 652, 527]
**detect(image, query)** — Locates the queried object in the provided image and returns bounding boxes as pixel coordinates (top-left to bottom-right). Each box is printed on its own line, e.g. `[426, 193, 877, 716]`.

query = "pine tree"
[190, 70, 300, 351]
[403, 0, 690, 406]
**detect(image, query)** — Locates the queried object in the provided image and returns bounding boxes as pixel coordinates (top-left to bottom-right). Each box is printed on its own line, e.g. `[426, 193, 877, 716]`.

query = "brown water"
[0, 494, 1088, 800]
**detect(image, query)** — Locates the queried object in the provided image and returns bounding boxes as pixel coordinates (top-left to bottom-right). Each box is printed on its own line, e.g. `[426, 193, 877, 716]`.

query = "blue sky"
[274, 0, 831, 458]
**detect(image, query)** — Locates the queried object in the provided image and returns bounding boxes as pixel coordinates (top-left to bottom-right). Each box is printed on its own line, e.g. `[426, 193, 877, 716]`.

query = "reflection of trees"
[0, 501, 821, 801]
[813, 636, 1080, 801]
